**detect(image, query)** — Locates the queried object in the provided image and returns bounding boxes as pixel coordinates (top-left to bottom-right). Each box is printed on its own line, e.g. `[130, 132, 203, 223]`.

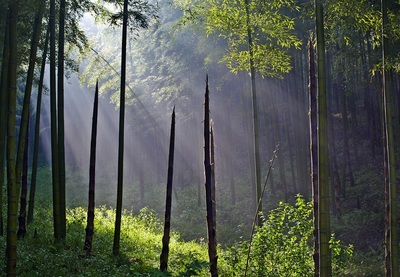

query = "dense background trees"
[1, 0, 400, 275]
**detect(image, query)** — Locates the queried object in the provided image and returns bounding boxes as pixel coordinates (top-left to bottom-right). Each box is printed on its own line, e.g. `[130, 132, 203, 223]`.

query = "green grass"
[1, 205, 216, 276]
[0, 167, 384, 276]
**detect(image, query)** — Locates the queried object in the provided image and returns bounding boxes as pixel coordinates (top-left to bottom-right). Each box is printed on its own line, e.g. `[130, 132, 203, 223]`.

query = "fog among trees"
[1, 0, 400, 276]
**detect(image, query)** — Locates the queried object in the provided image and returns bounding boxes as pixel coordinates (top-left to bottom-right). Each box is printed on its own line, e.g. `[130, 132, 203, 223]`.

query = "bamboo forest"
[1, 0, 400, 276]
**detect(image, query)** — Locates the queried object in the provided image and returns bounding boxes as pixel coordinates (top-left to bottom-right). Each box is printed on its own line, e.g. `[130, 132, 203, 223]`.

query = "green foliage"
[0, 169, 382, 276]
[225, 196, 353, 276]
[0, 204, 210, 276]
[174, 0, 301, 77]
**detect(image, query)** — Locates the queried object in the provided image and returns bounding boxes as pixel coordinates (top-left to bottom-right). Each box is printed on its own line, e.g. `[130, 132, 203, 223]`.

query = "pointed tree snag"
[160, 107, 175, 272]
[204, 76, 218, 277]
[84, 80, 99, 256]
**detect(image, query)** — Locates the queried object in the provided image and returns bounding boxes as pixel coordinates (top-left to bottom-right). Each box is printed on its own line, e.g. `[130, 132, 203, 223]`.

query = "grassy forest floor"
[0, 164, 386, 276]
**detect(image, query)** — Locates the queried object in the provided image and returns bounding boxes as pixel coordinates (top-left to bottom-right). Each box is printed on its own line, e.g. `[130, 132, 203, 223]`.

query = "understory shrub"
[225, 195, 353, 276]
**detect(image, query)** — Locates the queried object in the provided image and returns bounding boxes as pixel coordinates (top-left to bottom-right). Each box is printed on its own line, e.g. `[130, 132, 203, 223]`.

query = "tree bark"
[308, 37, 319, 277]
[28, 24, 49, 224]
[0, 8, 10, 237]
[244, 0, 262, 226]
[14, 0, 45, 238]
[113, 0, 128, 256]
[6, 1, 19, 274]
[58, 0, 67, 240]
[315, 0, 332, 275]
[204, 77, 218, 277]
[160, 107, 175, 272]
[17, 119, 29, 239]
[382, 0, 399, 275]
[50, 0, 61, 240]
[84, 81, 99, 256]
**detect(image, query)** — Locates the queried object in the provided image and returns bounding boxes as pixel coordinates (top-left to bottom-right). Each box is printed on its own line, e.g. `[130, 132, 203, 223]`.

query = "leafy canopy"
[174, 0, 301, 77]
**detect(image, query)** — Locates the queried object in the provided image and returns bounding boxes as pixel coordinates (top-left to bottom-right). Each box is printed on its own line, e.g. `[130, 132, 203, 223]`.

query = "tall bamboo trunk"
[308, 37, 319, 277]
[50, 0, 61, 240]
[17, 119, 29, 239]
[160, 107, 175, 272]
[113, 0, 128, 256]
[6, 1, 19, 274]
[58, 0, 67, 240]
[244, 0, 262, 225]
[15, 0, 45, 200]
[315, 0, 332, 275]
[15, 0, 45, 238]
[28, 25, 49, 224]
[382, 0, 399, 275]
[84, 81, 99, 256]
[0, 8, 10, 237]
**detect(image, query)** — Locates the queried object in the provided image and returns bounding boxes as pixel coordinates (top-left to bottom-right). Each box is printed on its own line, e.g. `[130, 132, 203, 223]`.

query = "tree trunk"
[382, 0, 399, 275]
[17, 119, 29, 239]
[113, 0, 128, 256]
[210, 124, 217, 238]
[204, 77, 218, 277]
[308, 37, 319, 277]
[58, 0, 67, 240]
[0, 8, 10, 237]
[83, 81, 99, 256]
[28, 25, 49, 224]
[50, 0, 61, 240]
[244, 0, 262, 226]
[14, 0, 45, 237]
[6, 1, 19, 274]
[160, 107, 175, 272]
[315, 0, 332, 275]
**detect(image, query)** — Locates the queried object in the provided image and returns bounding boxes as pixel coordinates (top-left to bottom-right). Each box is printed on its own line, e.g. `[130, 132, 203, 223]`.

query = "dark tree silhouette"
[160, 107, 175, 272]
[315, 0, 332, 275]
[113, 0, 128, 256]
[6, 0, 19, 274]
[84, 81, 99, 256]
[204, 76, 218, 277]
[28, 26, 49, 224]
[50, 0, 61, 240]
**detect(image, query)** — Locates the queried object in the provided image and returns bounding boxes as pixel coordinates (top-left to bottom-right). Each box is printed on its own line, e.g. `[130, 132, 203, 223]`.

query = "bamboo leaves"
[175, 0, 301, 77]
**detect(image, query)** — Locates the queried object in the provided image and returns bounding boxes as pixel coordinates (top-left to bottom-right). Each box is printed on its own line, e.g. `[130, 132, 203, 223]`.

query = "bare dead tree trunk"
[160, 107, 175, 272]
[84, 81, 99, 256]
[204, 76, 218, 277]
